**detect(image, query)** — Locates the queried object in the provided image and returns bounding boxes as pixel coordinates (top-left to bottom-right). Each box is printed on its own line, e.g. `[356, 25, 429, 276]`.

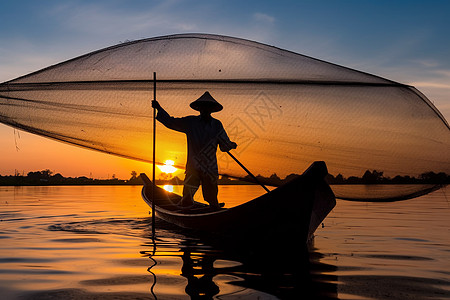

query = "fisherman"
[152, 91, 237, 210]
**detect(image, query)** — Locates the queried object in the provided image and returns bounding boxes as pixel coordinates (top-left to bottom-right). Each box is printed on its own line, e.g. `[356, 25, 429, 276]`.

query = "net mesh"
[1, 34, 449, 200]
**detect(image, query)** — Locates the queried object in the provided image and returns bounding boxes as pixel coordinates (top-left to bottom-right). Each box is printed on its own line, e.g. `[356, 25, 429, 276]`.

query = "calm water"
[0, 185, 449, 299]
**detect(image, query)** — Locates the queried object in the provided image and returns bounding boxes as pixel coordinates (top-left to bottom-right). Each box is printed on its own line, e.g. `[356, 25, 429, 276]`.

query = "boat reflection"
[141, 226, 338, 299]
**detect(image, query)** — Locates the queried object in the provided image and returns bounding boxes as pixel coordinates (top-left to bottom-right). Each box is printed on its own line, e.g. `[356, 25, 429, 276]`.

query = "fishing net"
[0, 34, 449, 201]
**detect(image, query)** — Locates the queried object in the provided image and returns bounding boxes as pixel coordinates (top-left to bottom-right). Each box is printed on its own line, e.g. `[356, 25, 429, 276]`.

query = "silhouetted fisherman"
[152, 91, 237, 210]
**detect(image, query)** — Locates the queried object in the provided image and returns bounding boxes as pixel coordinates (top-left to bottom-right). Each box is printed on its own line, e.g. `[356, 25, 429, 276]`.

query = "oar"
[152, 72, 157, 238]
[226, 151, 270, 193]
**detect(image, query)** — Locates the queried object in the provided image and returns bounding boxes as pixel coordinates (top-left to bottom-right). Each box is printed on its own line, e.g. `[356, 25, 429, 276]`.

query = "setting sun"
[158, 160, 177, 174]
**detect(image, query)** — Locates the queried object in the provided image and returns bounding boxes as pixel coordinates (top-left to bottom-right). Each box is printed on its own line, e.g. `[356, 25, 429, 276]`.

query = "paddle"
[226, 151, 270, 193]
[152, 72, 157, 238]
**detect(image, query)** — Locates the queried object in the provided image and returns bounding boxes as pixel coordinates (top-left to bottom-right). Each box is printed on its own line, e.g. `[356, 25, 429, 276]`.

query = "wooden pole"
[152, 72, 157, 238]
[226, 151, 270, 193]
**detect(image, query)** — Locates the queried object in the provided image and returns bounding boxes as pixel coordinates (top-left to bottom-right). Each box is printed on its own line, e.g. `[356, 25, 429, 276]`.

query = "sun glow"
[163, 185, 174, 192]
[158, 160, 177, 174]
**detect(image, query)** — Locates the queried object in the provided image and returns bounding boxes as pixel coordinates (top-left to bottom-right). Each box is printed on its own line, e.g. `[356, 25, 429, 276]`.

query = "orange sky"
[0, 124, 184, 180]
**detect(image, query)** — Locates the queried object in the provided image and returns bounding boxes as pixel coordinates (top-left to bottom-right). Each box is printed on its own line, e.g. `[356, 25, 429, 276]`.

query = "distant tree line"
[0, 169, 448, 186]
[242, 170, 450, 185]
[0, 169, 143, 186]
[325, 170, 450, 185]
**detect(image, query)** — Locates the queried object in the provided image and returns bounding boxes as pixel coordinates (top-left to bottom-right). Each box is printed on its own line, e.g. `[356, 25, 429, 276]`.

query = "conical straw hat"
[190, 91, 223, 112]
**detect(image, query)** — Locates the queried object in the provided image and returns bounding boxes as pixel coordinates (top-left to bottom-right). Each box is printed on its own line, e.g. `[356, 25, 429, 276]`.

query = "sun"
[158, 160, 177, 174]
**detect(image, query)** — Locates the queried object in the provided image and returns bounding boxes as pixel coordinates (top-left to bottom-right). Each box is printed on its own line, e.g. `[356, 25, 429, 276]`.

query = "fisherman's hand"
[152, 100, 161, 110]
[231, 142, 237, 149]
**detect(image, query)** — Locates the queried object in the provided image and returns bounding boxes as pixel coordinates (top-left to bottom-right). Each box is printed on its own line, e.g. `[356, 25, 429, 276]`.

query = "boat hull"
[141, 161, 336, 242]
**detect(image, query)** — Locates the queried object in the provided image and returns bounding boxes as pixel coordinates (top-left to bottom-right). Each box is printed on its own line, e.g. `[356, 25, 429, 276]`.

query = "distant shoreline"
[0, 180, 253, 187]
[0, 170, 253, 187]
[1, 169, 448, 186]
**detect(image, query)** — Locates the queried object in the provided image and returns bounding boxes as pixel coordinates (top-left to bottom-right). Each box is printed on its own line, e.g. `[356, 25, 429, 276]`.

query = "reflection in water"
[181, 246, 220, 298]
[162, 184, 174, 192]
[147, 241, 158, 299]
[142, 222, 338, 299]
[2, 185, 448, 299]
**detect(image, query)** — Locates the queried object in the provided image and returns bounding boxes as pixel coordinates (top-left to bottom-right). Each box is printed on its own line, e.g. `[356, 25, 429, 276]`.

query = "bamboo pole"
[226, 151, 270, 193]
[152, 72, 157, 238]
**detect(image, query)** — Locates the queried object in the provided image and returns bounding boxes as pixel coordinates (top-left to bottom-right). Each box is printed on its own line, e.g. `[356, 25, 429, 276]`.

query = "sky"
[1, 0, 449, 179]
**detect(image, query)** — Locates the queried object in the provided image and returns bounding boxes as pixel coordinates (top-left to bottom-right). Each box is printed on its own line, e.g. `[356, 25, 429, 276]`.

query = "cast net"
[1, 34, 449, 201]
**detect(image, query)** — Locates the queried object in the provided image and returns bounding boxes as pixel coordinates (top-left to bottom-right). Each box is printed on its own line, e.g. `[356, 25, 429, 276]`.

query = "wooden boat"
[141, 161, 336, 243]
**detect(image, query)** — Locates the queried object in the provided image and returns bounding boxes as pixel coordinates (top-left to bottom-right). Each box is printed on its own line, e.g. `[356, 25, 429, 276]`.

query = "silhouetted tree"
[335, 174, 344, 183]
[420, 171, 448, 183]
[269, 173, 283, 185]
[362, 170, 384, 183]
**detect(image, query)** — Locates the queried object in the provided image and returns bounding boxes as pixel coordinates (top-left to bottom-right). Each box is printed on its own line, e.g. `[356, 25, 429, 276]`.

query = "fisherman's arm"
[217, 123, 237, 152]
[152, 100, 187, 132]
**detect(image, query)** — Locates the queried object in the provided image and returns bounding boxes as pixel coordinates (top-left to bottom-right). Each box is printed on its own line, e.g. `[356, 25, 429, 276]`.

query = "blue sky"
[1, 0, 449, 177]
[1, 1, 450, 109]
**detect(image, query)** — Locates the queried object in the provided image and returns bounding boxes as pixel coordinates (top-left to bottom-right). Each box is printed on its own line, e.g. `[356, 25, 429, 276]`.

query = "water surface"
[0, 185, 449, 299]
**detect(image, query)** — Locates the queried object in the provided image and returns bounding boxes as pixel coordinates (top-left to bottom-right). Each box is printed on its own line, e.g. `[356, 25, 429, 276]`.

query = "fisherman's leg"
[201, 173, 219, 210]
[180, 171, 200, 206]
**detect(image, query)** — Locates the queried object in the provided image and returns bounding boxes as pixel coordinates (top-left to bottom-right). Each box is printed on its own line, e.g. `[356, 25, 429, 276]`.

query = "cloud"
[407, 67, 450, 121]
[0, 40, 63, 82]
[0, 1, 281, 82]
[253, 12, 275, 24]
[411, 81, 450, 90]
[434, 69, 450, 78]
[47, 1, 200, 38]
[46, 2, 278, 46]
[413, 59, 439, 68]
[410, 67, 450, 90]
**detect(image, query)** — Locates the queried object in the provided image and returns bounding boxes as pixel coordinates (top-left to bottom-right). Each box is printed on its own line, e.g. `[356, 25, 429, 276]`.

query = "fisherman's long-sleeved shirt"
[156, 108, 234, 176]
